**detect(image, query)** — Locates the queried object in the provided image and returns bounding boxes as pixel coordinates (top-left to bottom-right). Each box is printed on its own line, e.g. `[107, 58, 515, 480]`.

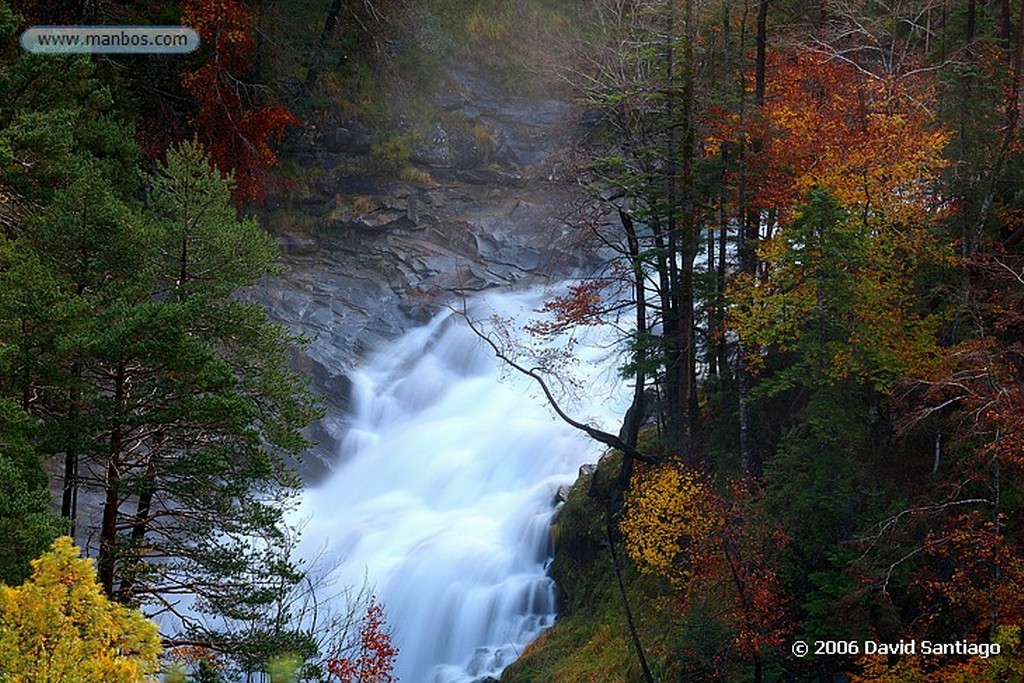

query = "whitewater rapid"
[295, 287, 626, 682]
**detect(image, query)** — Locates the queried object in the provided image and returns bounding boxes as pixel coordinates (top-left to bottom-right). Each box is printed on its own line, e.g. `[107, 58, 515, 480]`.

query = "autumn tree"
[723, 184, 953, 679]
[0, 537, 161, 683]
[729, 188, 947, 394]
[847, 246, 1024, 681]
[499, 1, 1024, 679]
[707, 48, 952, 231]
[620, 463, 790, 681]
[180, 0, 299, 204]
[326, 597, 398, 683]
[620, 461, 719, 584]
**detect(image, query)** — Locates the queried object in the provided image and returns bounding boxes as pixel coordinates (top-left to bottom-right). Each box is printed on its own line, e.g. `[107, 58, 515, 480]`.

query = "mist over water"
[296, 288, 626, 682]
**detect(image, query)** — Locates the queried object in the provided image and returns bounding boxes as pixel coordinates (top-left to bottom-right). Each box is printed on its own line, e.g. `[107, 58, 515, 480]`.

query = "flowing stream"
[296, 287, 626, 682]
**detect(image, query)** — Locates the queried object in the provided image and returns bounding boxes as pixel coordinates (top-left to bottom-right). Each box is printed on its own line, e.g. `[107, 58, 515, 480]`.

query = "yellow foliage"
[399, 165, 436, 187]
[465, 8, 510, 41]
[620, 463, 721, 585]
[470, 124, 496, 150]
[729, 189, 949, 390]
[850, 626, 1024, 682]
[0, 537, 161, 683]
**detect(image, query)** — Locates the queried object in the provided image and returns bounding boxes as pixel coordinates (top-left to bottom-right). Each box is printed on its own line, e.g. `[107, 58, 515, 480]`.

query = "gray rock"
[251, 59, 603, 483]
[322, 124, 373, 154]
[410, 125, 488, 170]
[277, 233, 319, 257]
[554, 485, 572, 504]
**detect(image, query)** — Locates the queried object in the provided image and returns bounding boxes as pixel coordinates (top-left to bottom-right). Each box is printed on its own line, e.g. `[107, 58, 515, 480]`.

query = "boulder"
[322, 124, 373, 154]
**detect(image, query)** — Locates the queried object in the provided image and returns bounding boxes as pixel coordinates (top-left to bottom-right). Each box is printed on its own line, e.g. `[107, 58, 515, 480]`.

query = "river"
[295, 287, 626, 682]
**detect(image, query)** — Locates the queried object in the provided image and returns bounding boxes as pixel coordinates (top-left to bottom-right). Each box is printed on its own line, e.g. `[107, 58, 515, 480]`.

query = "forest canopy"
[1, 0, 1024, 681]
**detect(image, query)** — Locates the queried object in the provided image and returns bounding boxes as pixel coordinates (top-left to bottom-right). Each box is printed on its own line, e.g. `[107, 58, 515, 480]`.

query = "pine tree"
[85, 140, 321, 624]
[0, 398, 63, 585]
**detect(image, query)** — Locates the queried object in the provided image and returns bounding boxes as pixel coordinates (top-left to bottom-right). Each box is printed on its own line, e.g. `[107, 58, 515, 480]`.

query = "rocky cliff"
[252, 60, 594, 480]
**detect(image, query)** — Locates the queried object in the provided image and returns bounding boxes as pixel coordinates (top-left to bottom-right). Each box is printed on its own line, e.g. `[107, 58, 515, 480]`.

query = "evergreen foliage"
[4, 0, 1024, 680]
[0, 399, 63, 585]
[0, 6, 320, 675]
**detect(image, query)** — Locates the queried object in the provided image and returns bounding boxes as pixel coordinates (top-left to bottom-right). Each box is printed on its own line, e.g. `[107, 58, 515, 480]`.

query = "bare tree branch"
[451, 302, 658, 466]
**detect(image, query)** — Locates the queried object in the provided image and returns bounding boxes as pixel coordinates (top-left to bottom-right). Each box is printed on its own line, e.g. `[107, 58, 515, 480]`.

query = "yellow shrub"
[0, 537, 161, 683]
[620, 463, 721, 585]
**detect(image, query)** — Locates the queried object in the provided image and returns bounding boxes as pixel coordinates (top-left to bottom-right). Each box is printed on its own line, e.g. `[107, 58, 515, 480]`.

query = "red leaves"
[763, 50, 948, 220]
[696, 479, 792, 660]
[622, 466, 792, 670]
[867, 250, 1024, 679]
[706, 48, 949, 227]
[181, 0, 252, 66]
[526, 281, 606, 337]
[916, 512, 1024, 635]
[898, 252, 1024, 480]
[180, 0, 299, 205]
[326, 597, 398, 683]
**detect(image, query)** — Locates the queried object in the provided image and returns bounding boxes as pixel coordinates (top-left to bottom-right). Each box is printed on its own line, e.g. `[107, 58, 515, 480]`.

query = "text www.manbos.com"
[20, 26, 200, 54]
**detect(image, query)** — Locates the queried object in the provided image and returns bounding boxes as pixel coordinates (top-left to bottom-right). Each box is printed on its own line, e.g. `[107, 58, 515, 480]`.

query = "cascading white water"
[296, 287, 626, 683]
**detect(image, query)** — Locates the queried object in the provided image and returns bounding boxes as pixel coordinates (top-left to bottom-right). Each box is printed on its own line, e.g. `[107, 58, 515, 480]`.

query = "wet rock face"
[410, 123, 488, 169]
[408, 61, 573, 174]
[322, 123, 373, 154]
[253, 60, 594, 481]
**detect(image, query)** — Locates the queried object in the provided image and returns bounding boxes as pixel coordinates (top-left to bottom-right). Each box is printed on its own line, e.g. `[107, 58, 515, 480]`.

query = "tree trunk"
[119, 433, 161, 601]
[618, 210, 648, 494]
[99, 362, 126, 597]
[737, 1, 770, 476]
[967, 0, 976, 49]
[663, 0, 684, 458]
[605, 512, 656, 683]
[755, 0, 769, 107]
[661, 0, 700, 462]
[305, 0, 346, 94]
[61, 361, 81, 536]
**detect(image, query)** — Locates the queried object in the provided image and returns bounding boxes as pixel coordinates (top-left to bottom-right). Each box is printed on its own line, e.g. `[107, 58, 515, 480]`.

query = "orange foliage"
[852, 511, 1024, 683]
[862, 252, 1024, 682]
[918, 512, 1024, 631]
[166, 644, 222, 668]
[762, 50, 949, 222]
[525, 280, 606, 337]
[687, 479, 792, 662]
[851, 650, 990, 683]
[326, 597, 397, 683]
[180, 0, 299, 205]
[707, 49, 950, 226]
[621, 467, 791, 667]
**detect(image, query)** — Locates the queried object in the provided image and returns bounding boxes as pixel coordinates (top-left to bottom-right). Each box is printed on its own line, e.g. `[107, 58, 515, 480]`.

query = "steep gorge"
[257, 58, 613, 681]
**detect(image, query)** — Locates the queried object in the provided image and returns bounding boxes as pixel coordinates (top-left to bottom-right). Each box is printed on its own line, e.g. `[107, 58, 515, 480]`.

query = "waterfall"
[296, 287, 626, 682]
